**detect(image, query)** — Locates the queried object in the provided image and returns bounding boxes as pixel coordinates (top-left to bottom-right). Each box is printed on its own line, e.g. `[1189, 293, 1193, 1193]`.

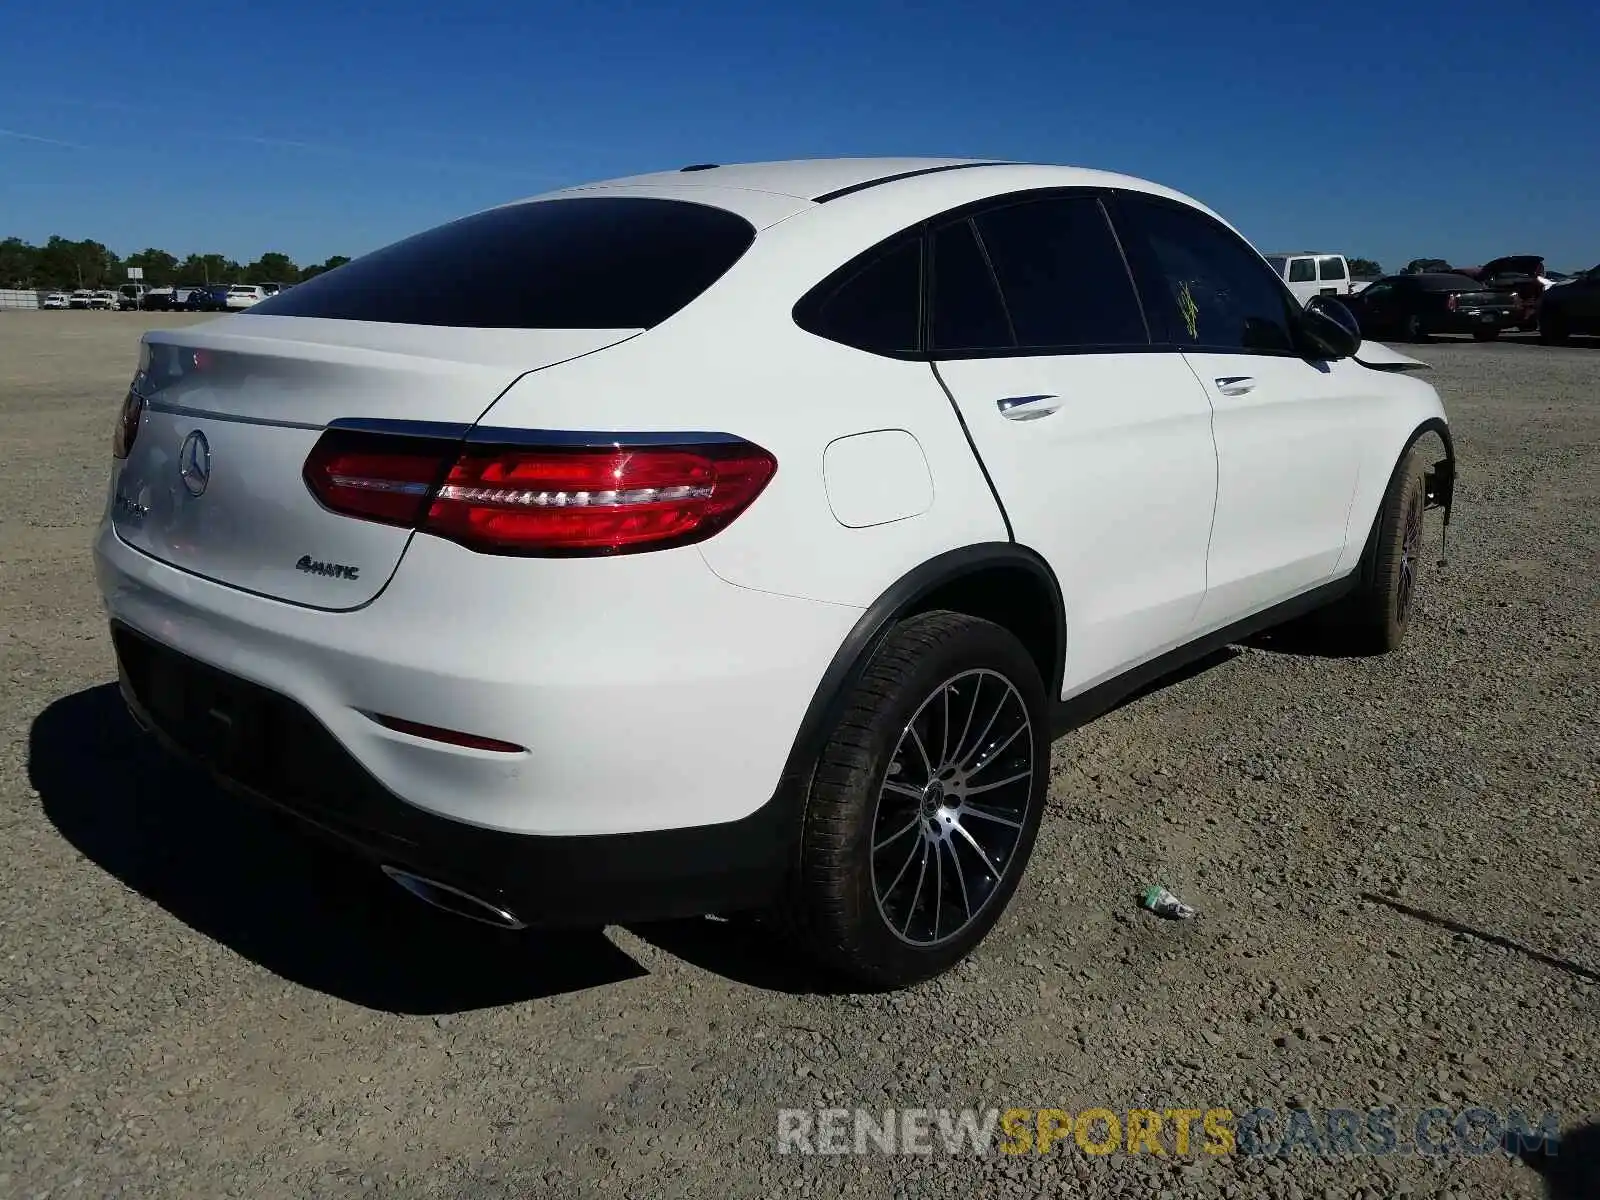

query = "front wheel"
[1327, 451, 1429, 654]
[1472, 327, 1500, 341]
[1404, 313, 1429, 343]
[781, 611, 1049, 989]
[1540, 312, 1570, 344]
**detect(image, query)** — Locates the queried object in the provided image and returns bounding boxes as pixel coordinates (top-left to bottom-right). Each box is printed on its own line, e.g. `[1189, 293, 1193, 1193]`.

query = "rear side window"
[1318, 256, 1347, 281]
[251, 197, 757, 329]
[929, 220, 1012, 351]
[797, 239, 923, 354]
[1287, 258, 1317, 282]
[971, 196, 1147, 348]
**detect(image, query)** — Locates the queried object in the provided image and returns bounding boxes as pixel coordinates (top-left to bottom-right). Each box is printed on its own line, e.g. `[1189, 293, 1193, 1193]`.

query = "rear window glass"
[1287, 258, 1317, 282]
[252, 197, 757, 329]
[973, 195, 1148, 348]
[1417, 274, 1487, 291]
[1264, 256, 1287, 276]
[1317, 256, 1347, 280]
[930, 220, 1012, 351]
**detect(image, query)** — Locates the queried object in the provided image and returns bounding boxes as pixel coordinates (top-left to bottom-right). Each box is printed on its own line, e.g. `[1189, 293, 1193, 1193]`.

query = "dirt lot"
[1, 311, 1596, 1199]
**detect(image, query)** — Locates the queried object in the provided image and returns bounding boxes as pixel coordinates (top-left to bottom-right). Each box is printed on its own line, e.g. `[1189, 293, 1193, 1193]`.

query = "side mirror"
[1300, 295, 1362, 359]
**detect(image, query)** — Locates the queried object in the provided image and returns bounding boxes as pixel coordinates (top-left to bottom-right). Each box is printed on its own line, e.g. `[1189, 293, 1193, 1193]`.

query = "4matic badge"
[295, 555, 361, 581]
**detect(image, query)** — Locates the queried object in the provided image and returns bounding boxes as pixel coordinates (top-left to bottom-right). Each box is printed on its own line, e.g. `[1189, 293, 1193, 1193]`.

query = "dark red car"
[1454, 256, 1548, 330]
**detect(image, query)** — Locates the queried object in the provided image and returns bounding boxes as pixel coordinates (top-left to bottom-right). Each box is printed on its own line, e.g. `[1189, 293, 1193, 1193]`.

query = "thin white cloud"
[0, 127, 91, 150]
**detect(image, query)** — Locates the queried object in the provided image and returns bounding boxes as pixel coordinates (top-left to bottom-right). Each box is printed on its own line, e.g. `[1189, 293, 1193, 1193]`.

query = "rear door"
[1114, 192, 1367, 631]
[928, 192, 1219, 696]
[1317, 255, 1349, 297]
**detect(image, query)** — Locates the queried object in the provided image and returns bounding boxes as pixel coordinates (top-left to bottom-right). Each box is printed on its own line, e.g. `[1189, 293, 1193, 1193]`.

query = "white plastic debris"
[1141, 885, 1197, 920]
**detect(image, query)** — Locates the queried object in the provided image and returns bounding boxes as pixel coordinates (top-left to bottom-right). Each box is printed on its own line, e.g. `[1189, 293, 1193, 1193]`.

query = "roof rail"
[812, 161, 1011, 203]
[679, 163, 719, 172]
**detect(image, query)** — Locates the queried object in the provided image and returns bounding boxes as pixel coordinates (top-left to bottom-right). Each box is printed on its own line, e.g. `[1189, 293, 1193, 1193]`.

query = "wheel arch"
[776, 543, 1066, 794]
[1355, 417, 1455, 587]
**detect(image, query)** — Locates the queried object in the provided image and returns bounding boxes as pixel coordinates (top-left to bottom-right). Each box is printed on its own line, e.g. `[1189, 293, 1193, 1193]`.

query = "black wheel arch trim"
[771, 542, 1065, 791]
[1356, 417, 1456, 590]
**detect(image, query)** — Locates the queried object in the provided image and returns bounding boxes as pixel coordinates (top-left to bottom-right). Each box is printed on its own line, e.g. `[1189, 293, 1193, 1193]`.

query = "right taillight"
[1446, 294, 1459, 312]
[303, 429, 777, 556]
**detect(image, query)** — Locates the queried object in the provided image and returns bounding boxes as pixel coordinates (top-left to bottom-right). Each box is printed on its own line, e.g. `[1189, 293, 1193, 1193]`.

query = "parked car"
[1264, 252, 1356, 305]
[224, 284, 268, 310]
[1455, 255, 1548, 330]
[184, 285, 229, 312]
[42, 292, 70, 310]
[142, 287, 177, 312]
[1539, 264, 1600, 343]
[68, 289, 95, 309]
[1342, 272, 1520, 342]
[98, 157, 1455, 988]
[118, 284, 150, 311]
[89, 290, 118, 310]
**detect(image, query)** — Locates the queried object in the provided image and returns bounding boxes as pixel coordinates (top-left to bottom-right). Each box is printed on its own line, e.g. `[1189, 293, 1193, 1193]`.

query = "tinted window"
[1287, 258, 1317, 282]
[929, 220, 1012, 351]
[1318, 256, 1347, 281]
[252, 197, 757, 329]
[1123, 196, 1297, 353]
[1265, 255, 1288, 276]
[973, 196, 1147, 348]
[803, 239, 922, 354]
[1416, 274, 1487, 291]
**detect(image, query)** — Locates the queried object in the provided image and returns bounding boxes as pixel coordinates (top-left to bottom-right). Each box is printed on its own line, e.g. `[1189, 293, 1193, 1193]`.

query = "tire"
[1471, 327, 1500, 341]
[780, 610, 1049, 989]
[1540, 312, 1570, 345]
[1327, 450, 1429, 654]
[1404, 313, 1429, 343]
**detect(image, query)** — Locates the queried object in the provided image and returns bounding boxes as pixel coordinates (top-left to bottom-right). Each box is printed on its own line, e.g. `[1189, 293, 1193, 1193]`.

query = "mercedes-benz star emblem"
[178, 430, 211, 497]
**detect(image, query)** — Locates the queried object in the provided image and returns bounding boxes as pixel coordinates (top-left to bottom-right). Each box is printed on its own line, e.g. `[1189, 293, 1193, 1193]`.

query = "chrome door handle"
[1214, 376, 1257, 396]
[996, 394, 1064, 421]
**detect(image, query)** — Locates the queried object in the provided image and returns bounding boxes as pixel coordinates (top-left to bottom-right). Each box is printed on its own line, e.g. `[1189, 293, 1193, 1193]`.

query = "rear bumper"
[1429, 310, 1515, 333]
[112, 621, 803, 924]
[94, 518, 859, 838]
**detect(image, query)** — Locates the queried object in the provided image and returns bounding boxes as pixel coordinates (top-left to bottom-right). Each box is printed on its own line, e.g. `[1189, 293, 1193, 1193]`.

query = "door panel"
[1179, 352, 1362, 629]
[1113, 190, 1364, 632]
[938, 354, 1217, 696]
[925, 194, 1219, 698]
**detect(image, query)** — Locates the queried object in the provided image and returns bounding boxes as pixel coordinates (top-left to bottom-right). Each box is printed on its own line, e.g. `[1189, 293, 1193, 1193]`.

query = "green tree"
[1347, 257, 1383, 279]
[0, 237, 37, 287]
[245, 251, 299, 283]
[298, 254, 351, 281]
[124, 247, 180, 285]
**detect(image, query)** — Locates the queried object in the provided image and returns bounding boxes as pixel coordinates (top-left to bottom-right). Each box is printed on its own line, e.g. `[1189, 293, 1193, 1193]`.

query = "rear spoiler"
[1354, 341, 1430, 372]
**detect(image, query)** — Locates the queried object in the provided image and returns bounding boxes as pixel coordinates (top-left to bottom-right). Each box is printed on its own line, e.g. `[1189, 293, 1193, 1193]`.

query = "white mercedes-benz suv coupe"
[95, 158, 1455, 989]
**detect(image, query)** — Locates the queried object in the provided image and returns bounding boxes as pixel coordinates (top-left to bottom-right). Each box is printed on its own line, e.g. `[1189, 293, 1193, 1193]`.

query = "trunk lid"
[1455, 290, 1518, 309]
[111, 314, 638, 609]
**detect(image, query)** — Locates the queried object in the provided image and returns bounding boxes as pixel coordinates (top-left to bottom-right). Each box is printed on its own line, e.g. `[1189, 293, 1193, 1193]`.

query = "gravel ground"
[1, 311, 1596, 1199]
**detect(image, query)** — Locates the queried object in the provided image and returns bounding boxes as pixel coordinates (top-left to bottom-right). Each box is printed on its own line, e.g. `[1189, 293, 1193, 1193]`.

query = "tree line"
[0, 235, 352, 291]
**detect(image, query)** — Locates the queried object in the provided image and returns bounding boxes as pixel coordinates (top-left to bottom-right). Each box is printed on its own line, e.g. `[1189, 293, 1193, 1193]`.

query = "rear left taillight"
[112, 390, 144, 459]
[1446, 294, 1459, 312]
[304, 430, 777, 556]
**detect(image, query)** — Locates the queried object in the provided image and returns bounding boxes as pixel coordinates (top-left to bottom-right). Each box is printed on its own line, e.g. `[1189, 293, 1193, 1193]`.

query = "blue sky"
[2, 0, 1596, 272]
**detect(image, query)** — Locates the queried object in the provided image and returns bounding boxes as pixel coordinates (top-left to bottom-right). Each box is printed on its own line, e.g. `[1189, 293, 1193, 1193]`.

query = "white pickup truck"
[1265, 252, 1367, 306]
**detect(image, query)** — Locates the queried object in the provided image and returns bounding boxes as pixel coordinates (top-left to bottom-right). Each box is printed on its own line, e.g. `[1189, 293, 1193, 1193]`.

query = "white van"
[1265, 252, 1356, 305]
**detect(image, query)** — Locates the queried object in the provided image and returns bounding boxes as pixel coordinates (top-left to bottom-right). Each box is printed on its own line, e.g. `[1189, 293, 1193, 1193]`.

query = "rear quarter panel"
[476, 205, 1014, 608]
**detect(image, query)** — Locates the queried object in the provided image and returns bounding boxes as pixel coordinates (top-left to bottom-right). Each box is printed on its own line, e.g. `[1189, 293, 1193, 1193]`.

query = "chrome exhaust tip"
[380, 865, 526, 931]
